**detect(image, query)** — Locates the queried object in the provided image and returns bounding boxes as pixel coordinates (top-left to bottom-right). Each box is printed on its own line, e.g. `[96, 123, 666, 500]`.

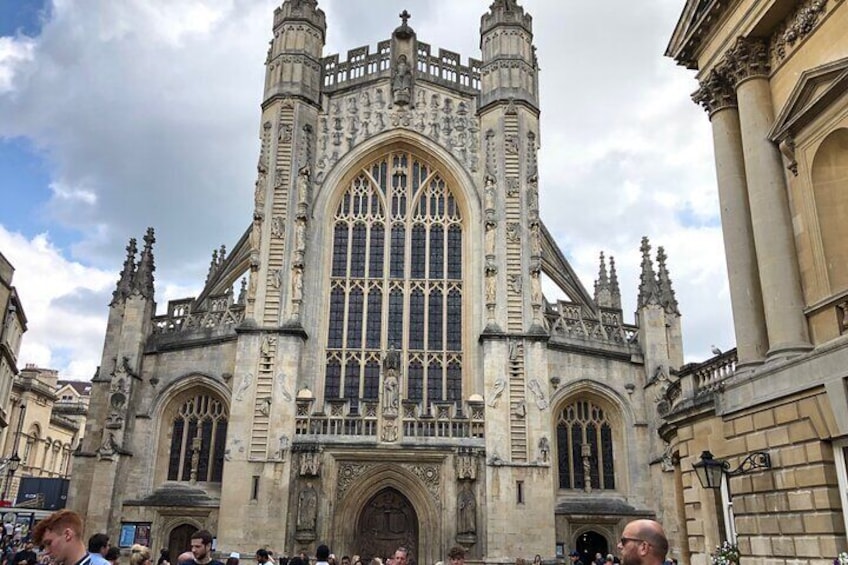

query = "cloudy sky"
[0, 0, 732, 381]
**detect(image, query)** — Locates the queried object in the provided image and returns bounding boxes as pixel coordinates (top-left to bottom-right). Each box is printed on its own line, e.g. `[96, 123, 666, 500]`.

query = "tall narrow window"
[324, 151, 464, 409]
[557, 399, 616, 490]
[167, 394, 228, 483]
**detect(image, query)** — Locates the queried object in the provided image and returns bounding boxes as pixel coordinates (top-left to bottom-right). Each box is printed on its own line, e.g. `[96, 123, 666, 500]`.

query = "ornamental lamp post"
[2, 452, 21, 503]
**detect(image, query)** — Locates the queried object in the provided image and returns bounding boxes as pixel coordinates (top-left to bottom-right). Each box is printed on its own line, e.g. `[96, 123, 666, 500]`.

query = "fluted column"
[693, 69, 768, 368]
[728, 37, 811, 358]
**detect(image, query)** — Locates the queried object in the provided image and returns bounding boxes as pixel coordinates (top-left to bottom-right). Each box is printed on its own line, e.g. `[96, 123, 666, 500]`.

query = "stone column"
[728, 37, 811, 359]
[693, 70, 768, 368]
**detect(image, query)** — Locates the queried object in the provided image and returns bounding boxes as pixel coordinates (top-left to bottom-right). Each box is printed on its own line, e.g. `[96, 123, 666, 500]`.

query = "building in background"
[664, 0, 848, 563]
[70, 1, 689, 563]
[0, 252, 26, 431]
[1, 365, 88, 505]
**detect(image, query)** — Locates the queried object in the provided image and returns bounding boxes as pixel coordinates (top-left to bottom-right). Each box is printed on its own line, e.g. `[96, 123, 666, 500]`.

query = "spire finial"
[111, 238, 137, 306]
[656, 246, 680, 315]
[637, 236, 660, 309]
[609, 256, 622, 310]
[594, 252, 613, 308]
[399, 10, 411, 26]
[132, 227, 156, 299]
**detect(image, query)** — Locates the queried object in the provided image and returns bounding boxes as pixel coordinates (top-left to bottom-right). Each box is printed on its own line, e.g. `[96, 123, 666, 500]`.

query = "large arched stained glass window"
[556, 399, 615, 490]
[167, 394, 228, 483]
[325, 151, 463, 407]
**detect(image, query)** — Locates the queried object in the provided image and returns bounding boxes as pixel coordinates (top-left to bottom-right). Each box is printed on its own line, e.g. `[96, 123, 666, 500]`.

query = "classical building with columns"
[69, 1, 689, 563]
[664, 0, 848, 563]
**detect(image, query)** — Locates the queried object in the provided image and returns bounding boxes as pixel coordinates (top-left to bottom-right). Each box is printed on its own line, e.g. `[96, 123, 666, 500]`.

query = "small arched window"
[557, 399, 616, 490]
[167, 394, 228, 483]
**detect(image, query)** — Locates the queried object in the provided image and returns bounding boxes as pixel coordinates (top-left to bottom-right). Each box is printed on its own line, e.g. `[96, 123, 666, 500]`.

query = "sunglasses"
[619, 538, 648, 546]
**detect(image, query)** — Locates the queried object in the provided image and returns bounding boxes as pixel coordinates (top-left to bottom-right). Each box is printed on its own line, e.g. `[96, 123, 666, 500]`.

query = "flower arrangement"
[833, 552, 848, 565]
[710, 542, 740, 565]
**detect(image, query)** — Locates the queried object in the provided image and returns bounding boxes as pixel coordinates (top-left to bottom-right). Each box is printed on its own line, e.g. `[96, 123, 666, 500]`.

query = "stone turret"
[479, 0, 539, 110]
[69, 228, 157, 538]
[265, 0, 327, 105]
[637, 236, 684, 376]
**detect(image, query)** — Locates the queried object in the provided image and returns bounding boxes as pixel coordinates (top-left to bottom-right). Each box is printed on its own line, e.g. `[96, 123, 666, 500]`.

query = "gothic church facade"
[69, 2, 685, 562]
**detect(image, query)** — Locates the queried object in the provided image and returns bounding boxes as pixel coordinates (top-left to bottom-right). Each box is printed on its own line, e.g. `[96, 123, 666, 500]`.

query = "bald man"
[617, 519, 669, 565]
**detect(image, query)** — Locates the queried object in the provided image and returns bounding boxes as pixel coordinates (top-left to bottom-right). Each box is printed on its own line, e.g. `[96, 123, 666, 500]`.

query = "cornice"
[666, 0, 733, 69]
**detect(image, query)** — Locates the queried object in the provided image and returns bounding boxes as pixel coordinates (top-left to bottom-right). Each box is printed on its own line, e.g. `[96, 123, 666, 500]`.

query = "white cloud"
[0, 226, 114, 380]
[0, 36, 35, 94]
[0, 0, 736, 379]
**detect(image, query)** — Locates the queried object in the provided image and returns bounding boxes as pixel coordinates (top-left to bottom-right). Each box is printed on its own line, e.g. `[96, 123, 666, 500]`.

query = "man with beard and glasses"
[616, 520, 668, 565]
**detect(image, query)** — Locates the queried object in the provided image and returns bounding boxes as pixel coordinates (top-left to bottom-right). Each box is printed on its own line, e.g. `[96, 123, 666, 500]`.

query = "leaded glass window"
[167, 394, 228, 483]
[556, 399, 615, 490]
[325, 151, 463, 407]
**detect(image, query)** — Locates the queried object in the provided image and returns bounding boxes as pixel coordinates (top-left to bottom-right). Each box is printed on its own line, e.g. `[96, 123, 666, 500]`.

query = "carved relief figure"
[457, 487, 477, 535]
[392, 54, 412, 105]
[487, 377, 506, 407]
[236, 373, 254, 401]
[508, 274, 523, 294]
[296, 484, 318, 531]
[383, 372, 399, 417]
[527, 378, 548, 410]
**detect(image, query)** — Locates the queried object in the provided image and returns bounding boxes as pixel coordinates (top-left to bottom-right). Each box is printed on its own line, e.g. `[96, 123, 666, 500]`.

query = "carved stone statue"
[384, 346, 401, 372]
[296, 484, 318, 531]
[392, 54, 412, 106]
[235, 372, 253, 401]
[457, 486, 477, 535]
[383, 372, 399, 417]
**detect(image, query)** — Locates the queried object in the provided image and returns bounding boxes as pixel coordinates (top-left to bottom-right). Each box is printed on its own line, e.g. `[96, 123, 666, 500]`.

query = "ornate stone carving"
[538, 436, 550, 463]
[726, 37, 770, 86]
[506, 177, 519, 197]
[487, 377, 506, 407]
[299, 448, 322, 477]
[527, 378, 548, 410]
[692, 68, 737, 116]
[455, 449, 478, 481]
[271, 216, 285, 239]
[296, 483, 318, 533]
[98, 432, 119, 460]
[381, 419, 398, 442]
[235, 372, 253, 401]
[276, 372, 293, 402]
[506, 222, 520, 243]
[526, 131, 538, 181]
[508, 273, 522, 294]
[771, 0, 829, 63]
[403, 463, 441, 502]
[456, 485, 477, 536]
[290, 265, 304, 321]
[315, 86, 479, 187]
[337, 462, 370, 499]
[392, 54, 413, 106]
[273, 434, 289, 461]
[779, 136, 798, 176]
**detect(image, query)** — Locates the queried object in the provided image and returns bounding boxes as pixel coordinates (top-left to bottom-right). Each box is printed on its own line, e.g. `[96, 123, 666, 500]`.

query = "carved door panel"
[356, 488, 418, 564]
[167, 524, 198, 565]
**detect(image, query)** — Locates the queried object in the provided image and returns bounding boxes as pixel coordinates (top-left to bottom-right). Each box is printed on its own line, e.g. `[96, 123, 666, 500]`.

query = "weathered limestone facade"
[665, 1, 848, 564]
[70, 1, 686, 563]
[0, 251, 26, 432]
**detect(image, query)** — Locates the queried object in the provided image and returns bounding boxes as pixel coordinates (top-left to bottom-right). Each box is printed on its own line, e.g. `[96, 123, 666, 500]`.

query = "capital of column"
[726, 37, 770, 87]
[692, 68, 737, 118]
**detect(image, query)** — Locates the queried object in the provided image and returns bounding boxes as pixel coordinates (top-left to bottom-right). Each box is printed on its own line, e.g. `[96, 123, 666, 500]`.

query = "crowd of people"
[1, 510, 671, 565]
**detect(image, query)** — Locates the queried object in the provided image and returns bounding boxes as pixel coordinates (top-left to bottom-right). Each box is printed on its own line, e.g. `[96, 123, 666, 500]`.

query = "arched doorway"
[168, 524, 198, 565]
[575, 530, 609, 563]
[355, 488, 418, 564]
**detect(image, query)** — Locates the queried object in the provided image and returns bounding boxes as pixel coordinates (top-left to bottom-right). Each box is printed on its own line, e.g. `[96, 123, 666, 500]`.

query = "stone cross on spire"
[399, 10, 411, 26]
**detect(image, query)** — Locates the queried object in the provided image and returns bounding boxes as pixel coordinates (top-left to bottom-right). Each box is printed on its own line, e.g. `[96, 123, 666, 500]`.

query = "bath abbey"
[66, 0, 848, 564]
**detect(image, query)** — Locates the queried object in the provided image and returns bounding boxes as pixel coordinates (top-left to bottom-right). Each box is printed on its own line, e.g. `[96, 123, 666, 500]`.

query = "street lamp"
[693, 450, 771, 488]
[692, 450, 772, 544]
[2, 452, 21, 503]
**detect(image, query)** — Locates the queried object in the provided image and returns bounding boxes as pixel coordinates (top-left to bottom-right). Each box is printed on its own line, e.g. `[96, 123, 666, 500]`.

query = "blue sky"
[0, 0, 733, 380]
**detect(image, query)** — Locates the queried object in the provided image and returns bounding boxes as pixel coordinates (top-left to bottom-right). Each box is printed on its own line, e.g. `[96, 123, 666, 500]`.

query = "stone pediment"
[665, 0, 724, 69]
[769, 56, 848, 142]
